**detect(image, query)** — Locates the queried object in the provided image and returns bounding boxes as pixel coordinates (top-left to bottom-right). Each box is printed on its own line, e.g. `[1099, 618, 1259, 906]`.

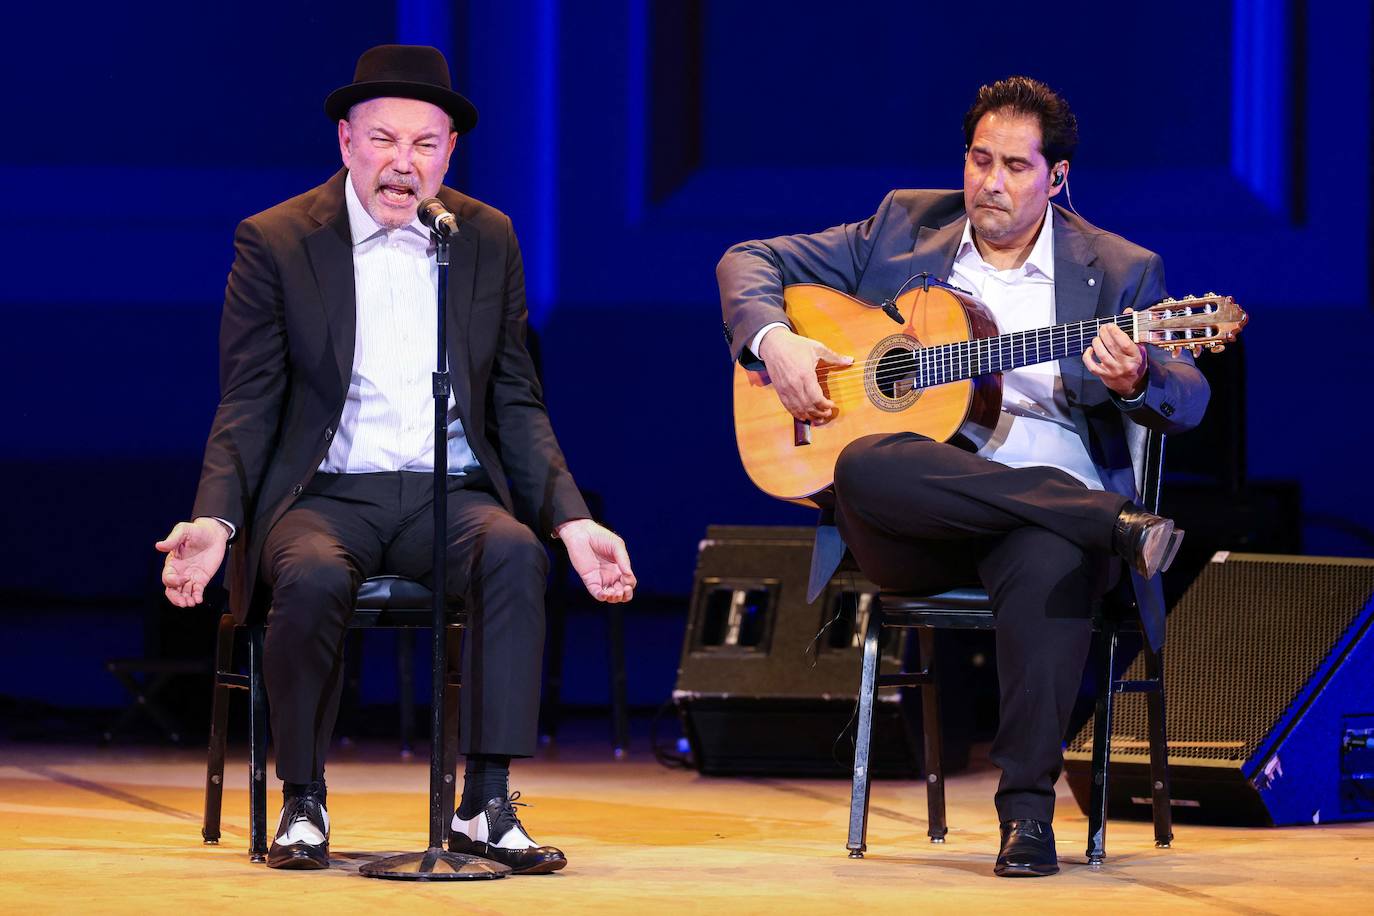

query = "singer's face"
[339, 97, 457, 229]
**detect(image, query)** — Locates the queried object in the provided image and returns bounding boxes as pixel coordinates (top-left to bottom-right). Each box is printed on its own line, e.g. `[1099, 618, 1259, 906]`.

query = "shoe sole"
[994, 863, 1060, 877]
[1137, 519, 1178, 579]
[267, 849, 329, 870]
[510, 857, 566, 876]
[1160, 528, 1184, 574]
[447, 836, 566, 875]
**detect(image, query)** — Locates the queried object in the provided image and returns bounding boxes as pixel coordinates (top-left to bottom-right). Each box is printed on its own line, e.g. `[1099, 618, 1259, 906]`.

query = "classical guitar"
[733, 280, 1247, 505]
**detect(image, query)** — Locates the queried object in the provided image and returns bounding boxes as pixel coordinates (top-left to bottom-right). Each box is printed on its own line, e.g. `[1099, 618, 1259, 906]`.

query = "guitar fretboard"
[907, 314, 1133, 388]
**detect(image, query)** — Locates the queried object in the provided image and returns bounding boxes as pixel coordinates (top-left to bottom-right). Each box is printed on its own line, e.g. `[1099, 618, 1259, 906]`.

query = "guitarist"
[716, 76, 1210, 878]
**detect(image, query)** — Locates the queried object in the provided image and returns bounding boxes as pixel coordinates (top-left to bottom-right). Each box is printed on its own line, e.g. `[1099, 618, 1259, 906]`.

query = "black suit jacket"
[193, 170, 588, 622]
[717, 189, 1211, 649]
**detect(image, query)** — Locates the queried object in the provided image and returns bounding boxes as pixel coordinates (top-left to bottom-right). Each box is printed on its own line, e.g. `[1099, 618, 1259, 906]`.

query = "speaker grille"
[1067, 554, 1374, 766]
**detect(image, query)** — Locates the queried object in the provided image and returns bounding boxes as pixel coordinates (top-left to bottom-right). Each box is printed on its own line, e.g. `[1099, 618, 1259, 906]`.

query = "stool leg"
[608, 602, 630, 758]
[441, 623, 463, 835]
[918, 628, 947, 842]
[398, 629, 416, 758]
[248, 624, 269, 863]
[1086, 626, 1118, 866]
[846, 607, 883, 858]
[1145, 645, 1173, 848]
[203, 616, 236, 844]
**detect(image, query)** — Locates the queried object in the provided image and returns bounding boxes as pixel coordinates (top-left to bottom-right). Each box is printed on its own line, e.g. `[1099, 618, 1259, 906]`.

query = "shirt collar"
[343, 171, 429, 246]
[956, 202, 1056, 280]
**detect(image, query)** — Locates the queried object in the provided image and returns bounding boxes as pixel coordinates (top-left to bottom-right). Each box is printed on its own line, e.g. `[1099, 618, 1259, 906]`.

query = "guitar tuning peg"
[1191, 345, 1202, 356]
[1205, 291, 1217, 298]
[1162, 296, 1176, 303]
[1182, 294, 1195, 301]
[1209, 343, 1225, 353]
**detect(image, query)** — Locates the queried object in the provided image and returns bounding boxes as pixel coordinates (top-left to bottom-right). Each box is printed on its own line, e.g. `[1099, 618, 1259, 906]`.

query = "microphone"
[417, 197, 461, 238]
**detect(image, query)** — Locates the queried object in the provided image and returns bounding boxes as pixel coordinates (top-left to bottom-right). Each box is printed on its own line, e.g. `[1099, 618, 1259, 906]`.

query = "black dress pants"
[833, 433, 1130, 824]
[259, 470, 548, 784]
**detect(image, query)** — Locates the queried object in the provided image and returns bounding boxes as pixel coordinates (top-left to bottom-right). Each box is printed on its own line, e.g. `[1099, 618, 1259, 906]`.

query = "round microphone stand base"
[359, 848, 510, 881]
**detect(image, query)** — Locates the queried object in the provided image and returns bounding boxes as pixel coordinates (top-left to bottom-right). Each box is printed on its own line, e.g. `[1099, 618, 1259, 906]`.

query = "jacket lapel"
[303, 171, 356, 400]
[1052, 210, 1104, 404]
[910, 215, 966, 283]
[440, 188, 477, 421]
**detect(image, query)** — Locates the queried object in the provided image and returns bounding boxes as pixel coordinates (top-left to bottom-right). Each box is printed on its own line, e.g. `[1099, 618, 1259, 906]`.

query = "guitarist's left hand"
[1083, 308, 1148, 398]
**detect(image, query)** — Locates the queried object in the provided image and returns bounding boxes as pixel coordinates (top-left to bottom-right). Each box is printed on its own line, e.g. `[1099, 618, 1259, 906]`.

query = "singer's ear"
[338, 118, 354, 168]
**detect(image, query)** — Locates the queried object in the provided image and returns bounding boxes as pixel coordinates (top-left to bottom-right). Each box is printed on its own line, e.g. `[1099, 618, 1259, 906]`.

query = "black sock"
[457, 754, 510, 818]
[283, 778, 327, 807]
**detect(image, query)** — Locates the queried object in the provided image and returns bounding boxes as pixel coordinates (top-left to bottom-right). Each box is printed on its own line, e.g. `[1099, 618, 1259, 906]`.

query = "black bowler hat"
[324, 44, 479, 134]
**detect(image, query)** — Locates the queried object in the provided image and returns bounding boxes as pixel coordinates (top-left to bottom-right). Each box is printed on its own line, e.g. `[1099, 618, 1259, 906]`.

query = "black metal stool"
[200, 575, 466, 862]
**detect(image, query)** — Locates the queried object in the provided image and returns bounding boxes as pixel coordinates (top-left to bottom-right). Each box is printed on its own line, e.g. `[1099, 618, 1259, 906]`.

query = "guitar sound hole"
[874, 347, 918, 400]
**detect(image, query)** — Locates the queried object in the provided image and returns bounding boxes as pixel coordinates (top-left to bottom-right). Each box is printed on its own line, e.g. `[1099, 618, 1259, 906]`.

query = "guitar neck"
[914, 314, 1134, 388]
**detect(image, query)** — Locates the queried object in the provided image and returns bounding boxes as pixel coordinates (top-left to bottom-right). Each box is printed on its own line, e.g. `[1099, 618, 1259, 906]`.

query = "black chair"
[200, 575, 466, 862]
[846, 432, 1173, 866]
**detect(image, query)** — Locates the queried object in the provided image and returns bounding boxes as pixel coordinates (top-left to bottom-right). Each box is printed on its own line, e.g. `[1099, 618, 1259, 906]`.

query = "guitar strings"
[795, 313, 1141, 396]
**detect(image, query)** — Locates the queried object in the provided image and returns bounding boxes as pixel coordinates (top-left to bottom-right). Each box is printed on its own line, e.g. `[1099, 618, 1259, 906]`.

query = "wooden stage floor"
[1, 739, 1369, 914]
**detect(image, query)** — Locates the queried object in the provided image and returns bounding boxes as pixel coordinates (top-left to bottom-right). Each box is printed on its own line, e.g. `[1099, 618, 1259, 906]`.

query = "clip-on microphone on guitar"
[879, 272, 940, 325]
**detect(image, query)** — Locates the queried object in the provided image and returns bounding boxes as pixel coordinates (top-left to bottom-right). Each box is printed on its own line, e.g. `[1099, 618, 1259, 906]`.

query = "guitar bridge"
[794, 418, 812, 446]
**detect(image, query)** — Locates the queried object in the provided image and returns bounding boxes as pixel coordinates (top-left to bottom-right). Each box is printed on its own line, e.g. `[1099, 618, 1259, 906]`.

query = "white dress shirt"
[949, 204, 1102, 489]
[319, 173, 480, 476]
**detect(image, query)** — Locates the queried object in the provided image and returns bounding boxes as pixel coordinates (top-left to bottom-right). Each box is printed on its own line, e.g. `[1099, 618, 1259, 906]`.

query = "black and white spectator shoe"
[267, 793, 330, 870]
[448, 791, 566, 875]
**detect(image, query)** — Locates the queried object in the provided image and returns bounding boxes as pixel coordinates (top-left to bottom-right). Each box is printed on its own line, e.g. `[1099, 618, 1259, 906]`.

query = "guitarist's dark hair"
[962, 76, 1079, 166]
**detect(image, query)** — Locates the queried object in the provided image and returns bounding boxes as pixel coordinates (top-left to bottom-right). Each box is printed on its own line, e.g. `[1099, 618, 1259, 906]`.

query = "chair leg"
[441, 623, 463, 834]
[608, 602, 630, 758]
[846, 606, 883, 858]
[917, 628, 947, 843]
[202, 615, 236, 844]
[248, 624, 269, 863]
[1086, 625, 1119, 867]
[1144, 644, 1174, 848]
[398, 628, 416, 758]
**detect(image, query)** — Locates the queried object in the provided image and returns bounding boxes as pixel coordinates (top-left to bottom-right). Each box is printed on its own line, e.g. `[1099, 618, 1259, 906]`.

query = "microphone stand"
[359, 226, 510, 881]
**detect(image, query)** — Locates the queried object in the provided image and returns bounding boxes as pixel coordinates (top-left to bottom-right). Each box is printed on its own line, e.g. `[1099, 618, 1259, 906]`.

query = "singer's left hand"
[1083, 308, 1148, 398]
[556, 519, 636, 603]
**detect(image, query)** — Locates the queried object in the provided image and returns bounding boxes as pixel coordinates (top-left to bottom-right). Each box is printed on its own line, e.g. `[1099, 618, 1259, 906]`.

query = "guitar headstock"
[1136, 293, 1248, 356]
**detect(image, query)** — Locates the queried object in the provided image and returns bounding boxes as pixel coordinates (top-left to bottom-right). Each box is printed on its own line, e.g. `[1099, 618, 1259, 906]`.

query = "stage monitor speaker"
[1066, 552, 1374, 826]
[673, 526, 973, 778]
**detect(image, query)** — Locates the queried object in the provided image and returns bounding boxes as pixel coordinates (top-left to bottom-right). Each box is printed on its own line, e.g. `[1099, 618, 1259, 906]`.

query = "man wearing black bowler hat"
[156, 44, 635, 873]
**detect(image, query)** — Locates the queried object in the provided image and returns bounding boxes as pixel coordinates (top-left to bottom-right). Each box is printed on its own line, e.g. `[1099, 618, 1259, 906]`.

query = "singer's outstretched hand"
[156, 518, 229, 607]
[556, 519, 636, 603]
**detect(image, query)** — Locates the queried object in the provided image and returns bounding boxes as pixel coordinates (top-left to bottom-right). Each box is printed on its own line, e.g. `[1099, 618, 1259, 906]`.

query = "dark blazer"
[193, 170, 589, 622]
[717, 189, 1211, 649]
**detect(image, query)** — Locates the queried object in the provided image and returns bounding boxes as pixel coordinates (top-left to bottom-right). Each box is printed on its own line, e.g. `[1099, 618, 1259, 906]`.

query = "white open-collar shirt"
[950, 204, 1102, 490]
[318, 173, 480, 476]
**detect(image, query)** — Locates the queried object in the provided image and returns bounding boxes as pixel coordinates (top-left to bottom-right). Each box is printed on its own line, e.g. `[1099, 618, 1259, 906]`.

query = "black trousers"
[834, 433, 1129, 824]
[259, 470, 548, 784]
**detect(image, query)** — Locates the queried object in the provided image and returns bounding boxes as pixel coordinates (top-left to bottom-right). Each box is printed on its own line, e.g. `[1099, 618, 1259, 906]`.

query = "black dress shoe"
[267, 793, 330, 870]
[995, 819, 1059, 877]
[1112, 504, 1184, 579]
[448, 791, 566, 875]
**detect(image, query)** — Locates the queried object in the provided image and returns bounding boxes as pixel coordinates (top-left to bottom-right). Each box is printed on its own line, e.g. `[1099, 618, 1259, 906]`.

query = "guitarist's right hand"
[757, 327, 853, 426]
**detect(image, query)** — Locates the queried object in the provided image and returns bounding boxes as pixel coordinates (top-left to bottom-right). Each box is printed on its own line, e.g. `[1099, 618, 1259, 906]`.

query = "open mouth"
[379, 184, 416, 206]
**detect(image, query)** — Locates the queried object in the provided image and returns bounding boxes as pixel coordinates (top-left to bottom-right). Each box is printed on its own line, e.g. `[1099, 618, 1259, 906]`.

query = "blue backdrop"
[1, 0, 1370, 712]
